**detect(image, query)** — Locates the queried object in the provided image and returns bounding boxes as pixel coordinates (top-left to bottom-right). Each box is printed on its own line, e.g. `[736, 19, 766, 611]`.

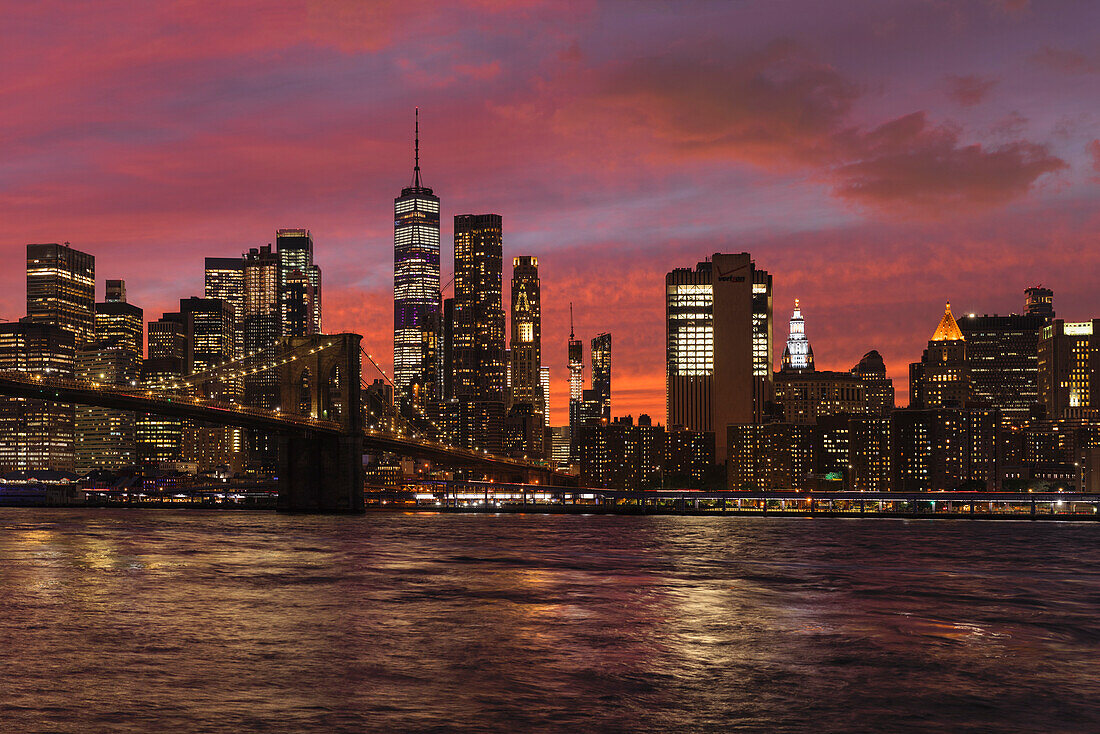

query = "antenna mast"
[570, 302, 575, 340]
[413, 107, 421, 188]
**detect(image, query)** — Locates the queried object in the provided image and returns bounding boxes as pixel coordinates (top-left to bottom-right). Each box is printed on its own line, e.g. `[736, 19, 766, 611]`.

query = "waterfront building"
[909, 302, 970, 409]
[540, 366, 551, 428]
[780, 300, 814, 373]
[663, 427, 715, 487]
[452, 213, 506, 453]
[276, 229, 321, 337]
[591, 332, 611, 424]
[848, 415, 892, 492]
[727, 422, 814, 491]
[504, 402, 543, 460]
[26, 243, 96, 348]
[0, 322, 76, 472]
[890, 407, 996, 492]
[509, 257, 543, 420]
[548, 425, 572, 468]
[138, 313, 186, 466]
[1038, 318, 1100, 422]
[393, 110, 441, 402]
[851, 350, 895, 415]
[666, 253, 772, 462]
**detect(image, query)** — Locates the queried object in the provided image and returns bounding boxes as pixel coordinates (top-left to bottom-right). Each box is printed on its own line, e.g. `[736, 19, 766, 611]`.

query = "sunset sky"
[3, 0, 1098, 421]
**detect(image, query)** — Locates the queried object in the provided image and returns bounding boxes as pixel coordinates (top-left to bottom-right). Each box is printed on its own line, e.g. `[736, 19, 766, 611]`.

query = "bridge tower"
[276, 333, 364, 513]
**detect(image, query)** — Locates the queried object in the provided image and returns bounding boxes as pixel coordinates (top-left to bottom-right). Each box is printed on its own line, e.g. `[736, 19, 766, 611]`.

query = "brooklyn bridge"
[0, 332, 573, 512]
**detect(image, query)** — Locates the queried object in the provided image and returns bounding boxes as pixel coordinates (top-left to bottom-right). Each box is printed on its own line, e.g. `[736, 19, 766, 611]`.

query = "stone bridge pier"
[276, 333, 364, 513]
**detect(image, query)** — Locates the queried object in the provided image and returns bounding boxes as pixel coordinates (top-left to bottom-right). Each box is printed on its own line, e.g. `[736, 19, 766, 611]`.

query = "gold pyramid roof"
[930, 301, 964, 342]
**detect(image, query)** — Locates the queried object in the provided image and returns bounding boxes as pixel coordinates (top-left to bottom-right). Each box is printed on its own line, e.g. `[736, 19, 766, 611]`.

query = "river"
[1, 509, 1097, 732]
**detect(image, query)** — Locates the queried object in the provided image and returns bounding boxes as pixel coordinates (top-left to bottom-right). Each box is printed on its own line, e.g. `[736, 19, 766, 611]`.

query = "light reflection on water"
[0, 510, 1098, 733]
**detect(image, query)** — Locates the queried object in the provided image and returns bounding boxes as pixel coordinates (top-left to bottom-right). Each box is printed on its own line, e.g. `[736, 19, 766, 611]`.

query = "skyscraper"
[138, 312, 186, 466]
[277, 229, 322, 337]
[242, 244, 280, 408]
[0, 323, 75, 472]
[509, 256, 542, 417]
[781, 299, 814, 372]
[591, 332, 611, 423]
[453, 213, 506, 452]
[958, 289, 1051, 425]
[1038, 318, 1100, 421]
[393, 109, 441, 403]
[94, 279, 143, 359]
[26, 243, 96, 348]
[666, 253, 772, 462]
[540, 365, 551, 428]
[909, 303, 970, 409]
[204, 256, 246, 359]
[567, 306, 583, 459]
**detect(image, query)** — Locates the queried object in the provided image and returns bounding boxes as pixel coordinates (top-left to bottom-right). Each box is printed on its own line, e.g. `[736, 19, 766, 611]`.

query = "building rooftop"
[930, 302, 965, 342]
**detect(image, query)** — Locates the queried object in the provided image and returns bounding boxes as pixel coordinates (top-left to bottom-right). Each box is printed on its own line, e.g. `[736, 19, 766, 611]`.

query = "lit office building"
[774, 371, 866, 425]
[780, 299, 814, 373]
[138, 313, 187, 466]
[452, 213, 506, 453]
[591, 332, 611, 424]
[540, 366, 551, 428]
[567, 312, 584, 456]
[909, 302, 970, 409]
[180, 297, 236, 471]
[205, 256, 246, 359]
[958, 288, 1052, 426]
[277, 228, 322, 337]
[94, 280, 143, 359]
[1038, 318, 1100, 421]
[75, 343, 140, 472]
[666, 253, 772, 462]
[0, 323, 76, 472]
[393, 110, 441, 403]
[851, 350, 895, 415]
[509, 256, 543, 418]
[26, 243, 96, 348]
[243, 244, 280, 409]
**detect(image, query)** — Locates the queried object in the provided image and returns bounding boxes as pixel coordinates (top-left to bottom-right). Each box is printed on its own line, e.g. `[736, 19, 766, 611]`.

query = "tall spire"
[413, 107, 421, 188]
[569, 302, 575, 340]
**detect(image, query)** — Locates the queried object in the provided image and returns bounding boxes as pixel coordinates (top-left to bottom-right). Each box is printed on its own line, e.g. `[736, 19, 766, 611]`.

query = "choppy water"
[0, 510, 1098, 733]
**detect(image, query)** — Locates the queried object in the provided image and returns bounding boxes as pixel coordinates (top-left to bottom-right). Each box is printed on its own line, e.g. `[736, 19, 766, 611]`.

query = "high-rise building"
[77, 281, 144, 472]
[509, 256, 542, 417]
[540, 365, 551, 427]
[666, 253, 772, 462]
[205, 256, 246, 359]
[452, 213, 506, 453]
[781, 299, 814, 372]
[959, 289, 1053, 426]
[26, 243, 96, 348]
[909, 302, 970, 410]
[393, 110, 441, 403]
[242, 244, 280, 409]
[851, 350, 895, 415]
[591, 333, 611, 424]
[94, 279, 143, 359]
[180, 297, 236, 471]
[1038, 319, 1100, 421]
[0, 322, 76, 472]
[138, 313, 186, 466]
[774, 371, 867, 424]
[567, 306, 584, 453]
[277, 229, 322, 337]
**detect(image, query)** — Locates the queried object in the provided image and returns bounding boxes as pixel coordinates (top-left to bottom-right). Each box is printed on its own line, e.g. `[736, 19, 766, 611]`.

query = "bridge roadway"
[0, 371, 572, 485]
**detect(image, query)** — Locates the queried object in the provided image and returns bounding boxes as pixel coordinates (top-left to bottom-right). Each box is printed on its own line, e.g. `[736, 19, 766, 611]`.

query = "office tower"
[781, 299, 813, 372]
[540, 366, 551, 427]
[548, 425, 572, 467]
[958, 289, 1052, 426]
[509, 257, 542, 415]
[1038, 319, 1100, 421]
[277, 228, 322, 337]
[591, 332, 611, 424]
[243, 244, 280, 408]
[666, 253, 771, 462]
[75, 342, 139, 472]
[77, 281, 144, 472]
[909, 302, 970, 409]
[0, 323, 75, 472]
[442, 297, 455, 399]
[890, 408, 996, 492]
[1025, 286, 1055, 319]
[773, 371, 866, 424]
[453, 213, 506, 453]
[138, 313, 186, 465]
[26, 243, 96, 348]
[848, 416, 892, 491]
[393, 110, 441, 402]
[567, 306, 583, 449]
[205, 256, 246, 358]
[94, 279, 143, 359]
[180, 297, 236, 471]
[851, 350, 895, 415]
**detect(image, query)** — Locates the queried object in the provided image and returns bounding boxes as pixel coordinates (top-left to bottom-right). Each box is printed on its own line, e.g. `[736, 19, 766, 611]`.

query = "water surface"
[1, 510, 1098, 732]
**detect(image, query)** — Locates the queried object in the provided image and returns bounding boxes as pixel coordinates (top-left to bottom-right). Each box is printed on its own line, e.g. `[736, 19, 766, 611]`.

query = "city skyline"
[2, 1, 1099, 422]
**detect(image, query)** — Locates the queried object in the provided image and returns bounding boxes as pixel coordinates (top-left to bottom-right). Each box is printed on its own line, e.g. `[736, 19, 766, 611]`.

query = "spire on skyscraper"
[781, 298, 814, 372]
[413, 107, 422, 189]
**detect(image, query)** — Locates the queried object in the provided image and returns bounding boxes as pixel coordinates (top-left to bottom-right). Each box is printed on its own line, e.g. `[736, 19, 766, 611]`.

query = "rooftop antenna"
[413, 107, 421, 188]
[570, 302, 575, 340]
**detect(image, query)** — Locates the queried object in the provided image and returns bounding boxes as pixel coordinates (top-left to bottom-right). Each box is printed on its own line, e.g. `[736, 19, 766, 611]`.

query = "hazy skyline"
[3, 0, 1098, 420]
